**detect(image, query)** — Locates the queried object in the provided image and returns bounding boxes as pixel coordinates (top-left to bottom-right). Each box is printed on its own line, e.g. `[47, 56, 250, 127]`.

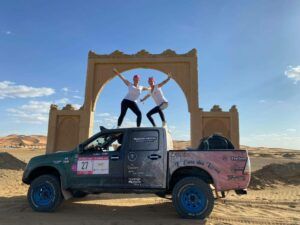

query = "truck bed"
[168, 149, 251, 191]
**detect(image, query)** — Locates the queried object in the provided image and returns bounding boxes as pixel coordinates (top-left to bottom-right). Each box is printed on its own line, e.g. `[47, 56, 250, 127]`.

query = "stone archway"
[46, 49, 239, 153]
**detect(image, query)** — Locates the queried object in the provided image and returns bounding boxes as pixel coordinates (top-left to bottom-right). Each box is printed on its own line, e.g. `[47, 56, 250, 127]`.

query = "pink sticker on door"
[77, 156, 109, 175]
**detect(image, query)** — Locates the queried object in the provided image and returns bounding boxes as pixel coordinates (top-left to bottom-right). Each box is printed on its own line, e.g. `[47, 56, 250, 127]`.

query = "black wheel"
[172, 177, 214, 219]
[27, 175, 63, 212]
[71, 190, 88, 198]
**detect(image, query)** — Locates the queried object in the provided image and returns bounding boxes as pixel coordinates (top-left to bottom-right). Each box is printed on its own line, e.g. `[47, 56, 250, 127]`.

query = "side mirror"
[78, 144, 84, 153]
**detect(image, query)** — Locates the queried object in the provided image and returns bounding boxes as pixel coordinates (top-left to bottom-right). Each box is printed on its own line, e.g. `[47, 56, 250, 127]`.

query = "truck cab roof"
[97, 126, 173, 150]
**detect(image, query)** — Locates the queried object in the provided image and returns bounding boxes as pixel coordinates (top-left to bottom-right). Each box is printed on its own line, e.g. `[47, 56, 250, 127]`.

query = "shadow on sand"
[0, 195, 207, 225]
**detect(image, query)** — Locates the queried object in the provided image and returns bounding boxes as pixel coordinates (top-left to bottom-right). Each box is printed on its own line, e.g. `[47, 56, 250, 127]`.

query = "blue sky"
[0, 0, 299, 149]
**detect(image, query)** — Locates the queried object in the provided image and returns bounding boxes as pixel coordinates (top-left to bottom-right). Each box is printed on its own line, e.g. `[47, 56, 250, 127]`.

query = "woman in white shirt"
[140, 75, 171, 127]
[113, 68, 149, 127]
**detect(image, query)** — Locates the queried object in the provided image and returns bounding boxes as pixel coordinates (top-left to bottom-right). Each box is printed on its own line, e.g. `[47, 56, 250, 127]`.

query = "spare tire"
[197, 134, 235, 150]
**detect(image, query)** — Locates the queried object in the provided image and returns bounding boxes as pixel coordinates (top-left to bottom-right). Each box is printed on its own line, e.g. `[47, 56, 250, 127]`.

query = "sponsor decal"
[76, 156, 109, 175]
[227, 175, 245, 181]
[206, 162, 221, 174]
[231, 156, 247, 161]
[63, 157, 69, 164]
[54, 157, 69, 164]
[174, 159, 220, 174]
[71, 163, 77, 172]
[128, 177, 142, 185]
[230, 166, 244, 173]
[222, 155, 228, 161]
[133, 136, 157, 143]
[128, 152, 137, 162]
[183, 159, 205, 166]
[127, 165, 145, 176]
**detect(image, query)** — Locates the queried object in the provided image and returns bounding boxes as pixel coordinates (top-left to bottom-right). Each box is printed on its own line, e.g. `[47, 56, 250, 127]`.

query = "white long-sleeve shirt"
[124, 84, 144, 102]
[150, 85, 168, 106]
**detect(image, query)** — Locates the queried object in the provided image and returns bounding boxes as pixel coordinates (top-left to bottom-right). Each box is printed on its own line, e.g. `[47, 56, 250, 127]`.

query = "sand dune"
[249, 162, 300, 189]
[0, 134, 46, 147]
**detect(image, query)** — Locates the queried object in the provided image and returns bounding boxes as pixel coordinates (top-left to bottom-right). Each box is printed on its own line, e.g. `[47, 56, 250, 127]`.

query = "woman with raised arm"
[140, 74, 171, 127]
[113, 68, 149, 128]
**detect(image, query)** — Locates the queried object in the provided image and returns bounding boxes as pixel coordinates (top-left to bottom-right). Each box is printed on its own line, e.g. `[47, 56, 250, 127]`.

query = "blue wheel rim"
[180, 186, 207, 214]
[32, 183, 54, 207]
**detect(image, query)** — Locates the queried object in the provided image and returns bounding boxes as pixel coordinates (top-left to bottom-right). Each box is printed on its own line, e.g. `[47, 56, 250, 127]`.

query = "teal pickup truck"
[23, 127, 251, 219]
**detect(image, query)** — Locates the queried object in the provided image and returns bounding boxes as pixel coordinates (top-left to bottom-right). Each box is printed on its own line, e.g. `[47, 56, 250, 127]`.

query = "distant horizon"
[0, 133, 299, 151]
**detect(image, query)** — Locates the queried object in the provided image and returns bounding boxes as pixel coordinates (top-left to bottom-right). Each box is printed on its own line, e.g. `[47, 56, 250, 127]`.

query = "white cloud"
[73, 104, 82, 109]
[259, 99, 266, 103]
[286, 128, 296, 132]
[52, 98, 82, 109]
[54, 98, 69, 104]
[94, 113, 144, 129]
[61, 87, 79, 93]
[19, 100, 51, 114]
[73, 95, 83, 99]
[61, 87, 69, 92]
[7, 100, 51, 124]
[96, 112, 111, 117]
[285, 65, 300, 84]
[0, 81, 55, 99]
[168, 125, 190, 140]
[7, 99, 81, 124]
[1, 30, 12, 35]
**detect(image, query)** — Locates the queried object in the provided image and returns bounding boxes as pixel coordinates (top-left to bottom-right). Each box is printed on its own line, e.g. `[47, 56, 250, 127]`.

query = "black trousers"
[146, 104, 167, 127]
[118, 99, 142, 127]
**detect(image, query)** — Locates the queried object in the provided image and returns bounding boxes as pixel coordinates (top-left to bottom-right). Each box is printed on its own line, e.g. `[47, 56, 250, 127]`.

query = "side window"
[84, 133, 123, 152]
[131, 131, 159, 151]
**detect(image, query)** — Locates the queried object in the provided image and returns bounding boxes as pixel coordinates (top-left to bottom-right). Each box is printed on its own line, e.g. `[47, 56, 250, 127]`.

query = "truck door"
[69, 131, 125, 188]
[125, 129, 167, 189]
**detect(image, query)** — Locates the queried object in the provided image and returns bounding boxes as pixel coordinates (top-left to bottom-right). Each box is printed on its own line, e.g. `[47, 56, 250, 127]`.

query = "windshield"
[83, 133, 123, 152]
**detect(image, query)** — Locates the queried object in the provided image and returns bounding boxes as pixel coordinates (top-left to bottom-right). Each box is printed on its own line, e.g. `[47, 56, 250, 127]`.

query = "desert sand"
[0, 138, 299, 225]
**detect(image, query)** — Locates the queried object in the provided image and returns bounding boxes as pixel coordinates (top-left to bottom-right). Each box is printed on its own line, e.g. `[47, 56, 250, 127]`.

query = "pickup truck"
[22, 127, 251, 219]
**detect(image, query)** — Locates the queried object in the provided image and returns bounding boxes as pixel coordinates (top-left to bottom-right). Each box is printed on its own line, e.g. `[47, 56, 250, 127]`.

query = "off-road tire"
[172, 177, 214, 219]
[27, 174, 63, 212]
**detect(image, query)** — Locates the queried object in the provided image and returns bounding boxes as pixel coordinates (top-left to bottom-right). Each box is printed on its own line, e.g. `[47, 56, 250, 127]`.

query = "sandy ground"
[0, 146, 299, 225]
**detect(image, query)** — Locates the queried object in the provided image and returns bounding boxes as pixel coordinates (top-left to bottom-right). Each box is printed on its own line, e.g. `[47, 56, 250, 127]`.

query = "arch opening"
[90, 64, 193, 113]
[92, 68, 191, 142]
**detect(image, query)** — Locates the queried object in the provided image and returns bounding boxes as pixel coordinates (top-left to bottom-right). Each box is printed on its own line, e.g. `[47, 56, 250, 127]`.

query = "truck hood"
[27, 150, 75, 166]
[23, 150, 76, 185]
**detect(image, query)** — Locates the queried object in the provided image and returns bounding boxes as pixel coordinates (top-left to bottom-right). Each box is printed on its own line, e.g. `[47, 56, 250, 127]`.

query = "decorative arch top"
[84, 48, 199, 114]
[88, 49, 197, 59]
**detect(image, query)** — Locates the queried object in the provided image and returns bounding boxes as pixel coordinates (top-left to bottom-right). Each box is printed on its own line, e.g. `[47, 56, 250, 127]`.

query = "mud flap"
[235, 189, 247, 195]
[60, 182, 72, 200]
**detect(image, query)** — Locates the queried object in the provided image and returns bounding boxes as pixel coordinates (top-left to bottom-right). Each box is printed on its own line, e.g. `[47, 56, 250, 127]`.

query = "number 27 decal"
[81, 161, 88, 170]
[77, 157, 109, 175]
